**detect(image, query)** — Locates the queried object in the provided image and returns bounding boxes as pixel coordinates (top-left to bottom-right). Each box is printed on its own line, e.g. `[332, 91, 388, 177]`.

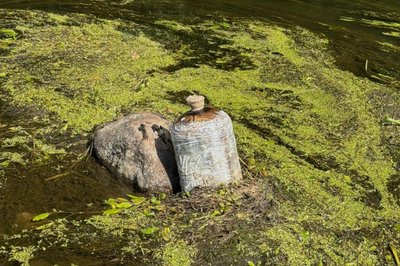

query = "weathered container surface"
[171, 96, 242, 192]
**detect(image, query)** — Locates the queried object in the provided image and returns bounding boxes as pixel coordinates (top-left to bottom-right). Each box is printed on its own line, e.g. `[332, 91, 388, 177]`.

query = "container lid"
[173, 95, 218, 125]
[186, 95, 205, 112]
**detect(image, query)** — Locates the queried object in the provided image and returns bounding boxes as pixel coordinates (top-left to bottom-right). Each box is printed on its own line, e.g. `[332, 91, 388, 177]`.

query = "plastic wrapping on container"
[171, 96, 242, 192]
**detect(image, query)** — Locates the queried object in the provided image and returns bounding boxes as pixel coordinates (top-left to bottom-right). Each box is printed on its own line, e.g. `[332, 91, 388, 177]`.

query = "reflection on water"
[0, 0, 399, 83]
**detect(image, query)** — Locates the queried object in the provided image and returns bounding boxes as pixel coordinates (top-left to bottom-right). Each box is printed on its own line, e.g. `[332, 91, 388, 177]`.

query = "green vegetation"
[360, 19, 400, 30]
[32, 213, 50, 222]
[0, 124, 66, 167]
[7, 246, 36, 266]
[0, 29, 17, 40]
[382, 31, 400, 38]
[158, 240, 197, 266]
[0, 8, 399, 266]
[377, 41, 400, 52]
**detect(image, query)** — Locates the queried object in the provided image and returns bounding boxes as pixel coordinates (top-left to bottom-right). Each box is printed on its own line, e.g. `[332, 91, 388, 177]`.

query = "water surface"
[1, 0, 399, 83]
[0, 0, 399, 234]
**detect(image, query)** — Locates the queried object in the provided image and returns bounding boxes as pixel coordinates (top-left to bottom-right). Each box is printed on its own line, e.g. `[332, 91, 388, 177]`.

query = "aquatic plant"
[0, 8, 399, 266]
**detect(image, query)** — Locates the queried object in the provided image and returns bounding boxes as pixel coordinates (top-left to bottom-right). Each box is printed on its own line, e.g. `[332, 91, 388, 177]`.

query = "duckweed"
[0, 8, 399, 266]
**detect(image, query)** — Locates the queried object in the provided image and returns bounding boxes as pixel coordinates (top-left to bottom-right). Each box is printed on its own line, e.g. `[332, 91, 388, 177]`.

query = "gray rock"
[92, 113, 180, 193]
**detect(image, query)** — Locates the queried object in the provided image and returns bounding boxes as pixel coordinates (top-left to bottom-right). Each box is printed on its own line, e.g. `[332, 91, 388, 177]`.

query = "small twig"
[54, 210, 102, 215]
[69, 147, 90, 169]
[383, 117, 400, 126]
[133, 78, 146, 90]
[44, 171, 71, 182]
[365, 59, 369, 73]
[44, 148, 90, 182]
[239, 157, 249, 169]
[70, 170, 90, 179]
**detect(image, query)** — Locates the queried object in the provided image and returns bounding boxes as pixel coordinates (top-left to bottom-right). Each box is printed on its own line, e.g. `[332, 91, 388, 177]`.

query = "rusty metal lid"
[174, 95, 218, 125]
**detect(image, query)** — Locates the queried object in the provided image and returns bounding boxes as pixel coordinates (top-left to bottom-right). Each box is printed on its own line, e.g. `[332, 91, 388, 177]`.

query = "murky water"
[0, 99, 133, 234]
[0, 0, 399, 235]
[1, 0, 399, 83]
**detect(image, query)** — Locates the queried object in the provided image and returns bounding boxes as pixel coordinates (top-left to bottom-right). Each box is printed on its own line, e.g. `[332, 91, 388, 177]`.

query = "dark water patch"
[29, 255, 117, 266]
[138, 21, 255, 72]
[0, 99, 132, 235]
[387, 174, 400, 205]
[259, 57, 306, 86]
[0, 151, 133, 234]
[250, 86, 303, 111]
[1, 0, 400, 84]
[348, 171, 382, 209]
[237, 116, 342, 174]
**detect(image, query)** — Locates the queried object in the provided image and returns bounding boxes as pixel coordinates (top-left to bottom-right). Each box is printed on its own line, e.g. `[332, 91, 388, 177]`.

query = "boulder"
[92, 113, 180, 193]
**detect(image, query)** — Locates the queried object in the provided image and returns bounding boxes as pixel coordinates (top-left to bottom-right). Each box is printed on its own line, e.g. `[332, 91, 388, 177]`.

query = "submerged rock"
[92, 113, 180, 193]
[14, 212, 34, 230]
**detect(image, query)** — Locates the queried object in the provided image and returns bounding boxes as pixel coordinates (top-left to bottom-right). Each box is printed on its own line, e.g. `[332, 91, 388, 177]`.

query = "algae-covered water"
[1, 0, 400, 84]
[0, 0, 399, 265]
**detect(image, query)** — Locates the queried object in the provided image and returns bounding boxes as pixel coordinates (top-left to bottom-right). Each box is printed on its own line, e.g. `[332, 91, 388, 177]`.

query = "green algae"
[157, 240, 197, 266]
[382, 31, 400, 38]
[0, 120, 66, 167]
[2, 12, 175, 133]
[339, 16, 356, 22]
[360, 19, 400, 30]
[0, 29, 16, 40]
[0, 8, 399, 266]
[377, 41, 400, 52]
[340, 16, 400, 31]
[155, 20, 193, 33]
[7, 246, 36, 266]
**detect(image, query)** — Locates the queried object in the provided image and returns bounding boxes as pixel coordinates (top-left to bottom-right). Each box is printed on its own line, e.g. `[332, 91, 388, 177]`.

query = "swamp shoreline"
[0, 5, 399, 266]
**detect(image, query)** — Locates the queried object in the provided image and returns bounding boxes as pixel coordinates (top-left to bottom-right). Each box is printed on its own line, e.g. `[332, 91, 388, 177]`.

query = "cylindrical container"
[171, 95, 242, 192]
